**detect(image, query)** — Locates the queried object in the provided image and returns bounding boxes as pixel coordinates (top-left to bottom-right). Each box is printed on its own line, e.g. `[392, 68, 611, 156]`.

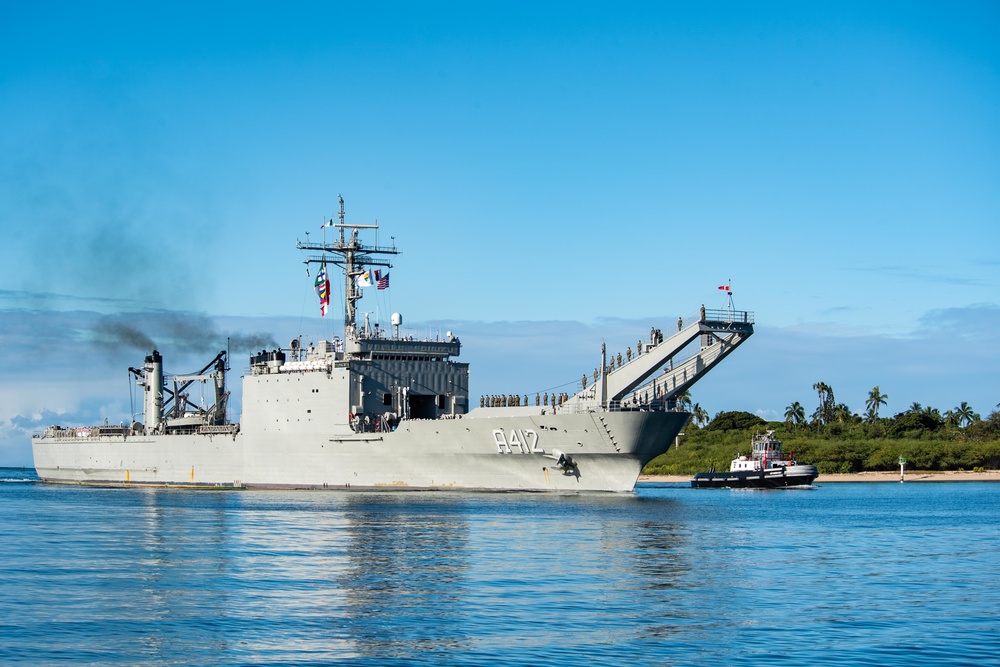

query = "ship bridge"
[348, 336, 460, 361]
[564, 307, 754, 411]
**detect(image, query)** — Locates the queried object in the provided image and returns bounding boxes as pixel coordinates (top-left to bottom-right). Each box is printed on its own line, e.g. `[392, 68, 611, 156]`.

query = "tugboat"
[691, 430, 818, 489]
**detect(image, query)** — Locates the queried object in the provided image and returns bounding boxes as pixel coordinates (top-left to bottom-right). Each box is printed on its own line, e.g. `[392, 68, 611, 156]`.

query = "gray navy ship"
[32, 197, 755, 492]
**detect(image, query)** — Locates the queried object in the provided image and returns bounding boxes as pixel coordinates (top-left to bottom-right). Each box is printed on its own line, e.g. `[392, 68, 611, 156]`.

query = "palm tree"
[865, 386, 888, 423]
[834, 403, 853, 424]
[810, 405, 824, 426]
[953, 402, 977, 428]
[988, 405, 1000, 426]
[675, 389, 693, 412]
[917, 405, 943, 426]
[812, 381, 827, 411]
[691, 403, 710, 427]
[908, 402, 923, 414]
[784, 401, 805, 429]
[812, 381, 834, 425]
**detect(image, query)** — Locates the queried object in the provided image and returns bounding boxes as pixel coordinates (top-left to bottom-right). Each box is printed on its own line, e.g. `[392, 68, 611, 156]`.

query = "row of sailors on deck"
[480, 393, 570, 408]
[589, 311, 705, 388]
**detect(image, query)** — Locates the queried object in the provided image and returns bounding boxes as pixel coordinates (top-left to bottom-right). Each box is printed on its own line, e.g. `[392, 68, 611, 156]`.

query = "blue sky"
[1, 2, 998, 464]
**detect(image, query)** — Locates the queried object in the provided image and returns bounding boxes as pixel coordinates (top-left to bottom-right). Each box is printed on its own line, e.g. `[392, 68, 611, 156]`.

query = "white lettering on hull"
[492, 429, 543, 455]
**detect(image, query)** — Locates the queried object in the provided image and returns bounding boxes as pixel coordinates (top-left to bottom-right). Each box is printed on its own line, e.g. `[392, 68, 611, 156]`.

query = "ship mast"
[337, 195, 357, 334]
[297, 195, 398, 341]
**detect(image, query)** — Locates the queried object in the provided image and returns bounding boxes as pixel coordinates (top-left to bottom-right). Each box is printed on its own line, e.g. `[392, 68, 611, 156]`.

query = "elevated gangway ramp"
[634, 310, 754, 404]
[566, 308, 754, 410]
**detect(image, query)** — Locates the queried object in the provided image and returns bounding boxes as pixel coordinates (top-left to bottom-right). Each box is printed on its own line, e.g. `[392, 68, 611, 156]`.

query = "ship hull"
[690, 464, 818, 489]
[32, 410, 689, 492]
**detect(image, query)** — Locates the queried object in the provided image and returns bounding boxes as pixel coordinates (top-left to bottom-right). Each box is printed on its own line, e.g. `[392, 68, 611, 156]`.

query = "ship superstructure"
[33, 197, 754, 491]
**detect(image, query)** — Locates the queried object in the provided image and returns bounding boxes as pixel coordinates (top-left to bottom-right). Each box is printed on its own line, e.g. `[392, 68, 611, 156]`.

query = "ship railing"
[280, 360, 333, 373]
[198, 424, 240, 435]
[607, 309, 699, 370]
[250, 360, 334, 375]
[702, 308, 754, 325]
[632, 350, 703, 399]
[555, 400, 687, 415]
[602, 306, 744, 374]
[606, 400, 688, 413]
[36, 426, 132, 439]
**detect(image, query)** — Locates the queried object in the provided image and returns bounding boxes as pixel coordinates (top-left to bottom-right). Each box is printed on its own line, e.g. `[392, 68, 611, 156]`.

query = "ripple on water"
[0, 481, 997, 665]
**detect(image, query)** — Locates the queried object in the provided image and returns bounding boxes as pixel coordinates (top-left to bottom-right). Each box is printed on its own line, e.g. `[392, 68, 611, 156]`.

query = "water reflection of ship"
[630, 519, 689, 590]
[338, 495, 471, 654]
[129, 490, 237, 657]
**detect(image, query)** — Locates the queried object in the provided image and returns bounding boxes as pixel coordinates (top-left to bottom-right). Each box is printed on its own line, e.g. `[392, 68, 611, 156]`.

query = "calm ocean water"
[1, 468, 997, 666]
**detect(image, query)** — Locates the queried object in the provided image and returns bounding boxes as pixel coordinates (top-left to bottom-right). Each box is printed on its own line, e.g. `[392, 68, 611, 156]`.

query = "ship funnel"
[143, 350, 164, 434]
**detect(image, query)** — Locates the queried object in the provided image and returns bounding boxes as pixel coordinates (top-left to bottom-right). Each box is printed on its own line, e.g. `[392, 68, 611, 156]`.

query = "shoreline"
[638, 470, 1000, 484]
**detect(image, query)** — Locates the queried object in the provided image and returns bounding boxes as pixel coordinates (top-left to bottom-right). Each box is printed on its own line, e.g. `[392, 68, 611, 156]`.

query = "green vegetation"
[643, 395, 1000, 476]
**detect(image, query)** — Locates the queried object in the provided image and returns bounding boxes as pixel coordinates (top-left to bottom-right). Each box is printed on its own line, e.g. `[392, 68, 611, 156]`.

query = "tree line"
[782, 381, 995, 437]
[643, 385, 1000, 475]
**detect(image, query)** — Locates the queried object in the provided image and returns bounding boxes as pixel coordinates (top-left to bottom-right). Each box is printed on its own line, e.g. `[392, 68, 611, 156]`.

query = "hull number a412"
[493, 428, 543, 454]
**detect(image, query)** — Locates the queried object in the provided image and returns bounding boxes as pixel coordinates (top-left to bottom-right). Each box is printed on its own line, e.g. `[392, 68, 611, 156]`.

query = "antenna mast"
[296, 195, 399, 341]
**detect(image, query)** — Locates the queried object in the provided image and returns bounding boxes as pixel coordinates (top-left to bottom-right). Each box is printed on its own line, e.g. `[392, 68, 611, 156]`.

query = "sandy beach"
[639, 470, 1000, 484]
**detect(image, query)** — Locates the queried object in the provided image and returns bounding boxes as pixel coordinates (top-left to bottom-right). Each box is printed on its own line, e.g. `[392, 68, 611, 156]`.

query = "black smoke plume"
[93, 314, 276, 356]
[94, 319, 156, 351]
